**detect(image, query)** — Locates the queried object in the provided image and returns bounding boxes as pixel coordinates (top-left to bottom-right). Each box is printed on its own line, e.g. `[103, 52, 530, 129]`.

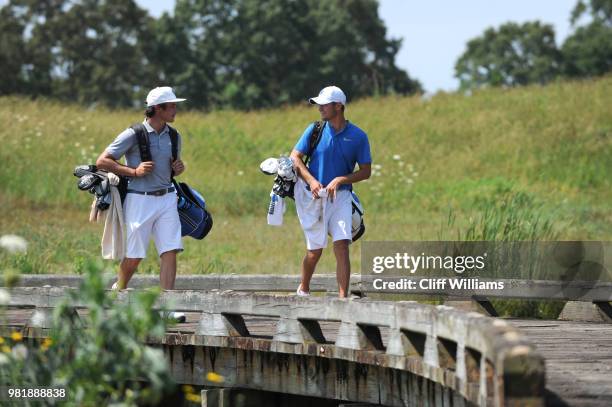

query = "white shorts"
[123, 192, 183, 258]
[295, 179, 352, 250]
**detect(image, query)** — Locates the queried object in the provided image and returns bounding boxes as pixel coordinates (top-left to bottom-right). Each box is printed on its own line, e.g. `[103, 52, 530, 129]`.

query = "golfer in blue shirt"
[290, 86, 372, 298]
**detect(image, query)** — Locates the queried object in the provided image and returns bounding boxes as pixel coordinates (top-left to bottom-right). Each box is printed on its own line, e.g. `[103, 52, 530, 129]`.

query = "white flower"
[0, 354, 9, 365]
[373, 164, 382, 170]
[0, 235, 28, 253]
[237, 171, 244, 176]
[0, 289, 10, 306]
[392, 154, 401, 160]
[413, 172, 419, 177]
[12, 344, 28, 360]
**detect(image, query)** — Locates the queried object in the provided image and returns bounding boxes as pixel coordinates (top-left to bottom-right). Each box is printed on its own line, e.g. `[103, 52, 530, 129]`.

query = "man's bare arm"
[290, 149, 323, 198]
[95, 152, 153, 177]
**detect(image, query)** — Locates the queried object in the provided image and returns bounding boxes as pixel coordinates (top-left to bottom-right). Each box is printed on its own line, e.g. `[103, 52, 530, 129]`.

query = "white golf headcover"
[277, 156, 296, 182]
[260, 157, 279, 175]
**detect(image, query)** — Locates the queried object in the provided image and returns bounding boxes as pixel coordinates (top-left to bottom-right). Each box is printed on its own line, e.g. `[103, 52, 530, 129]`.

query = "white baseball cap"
[146, 86, 186, 107]
[308, 86, 346, 105]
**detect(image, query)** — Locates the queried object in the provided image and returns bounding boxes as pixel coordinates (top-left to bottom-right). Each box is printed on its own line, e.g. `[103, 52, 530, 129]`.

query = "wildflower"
[0, 235, 28, 253]
[182, 385, 195, 394]
[392, 154, 401, 160]
[186, 393, 202, 403]
[413, 172, 419, 177]
[11, 344, 27, 360]
[1, 346, 10, 353]
[0, 354, 9, 365]
[41, 338, 53, 351]
[373, 164, 382, 170]
[206, 372, 225, 383]
[0, 289, 10, 306]
[237, 170, 244, 176]
[11, 332, 23, 342]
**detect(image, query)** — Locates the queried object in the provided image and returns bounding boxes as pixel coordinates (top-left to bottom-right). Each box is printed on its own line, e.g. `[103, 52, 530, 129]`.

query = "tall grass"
[0, 77, 610, 276]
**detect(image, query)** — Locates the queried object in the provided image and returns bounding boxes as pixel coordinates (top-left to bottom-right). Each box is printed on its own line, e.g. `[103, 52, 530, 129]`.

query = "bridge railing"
[6, 286, 544, 406]
[7, 274, 612, 321]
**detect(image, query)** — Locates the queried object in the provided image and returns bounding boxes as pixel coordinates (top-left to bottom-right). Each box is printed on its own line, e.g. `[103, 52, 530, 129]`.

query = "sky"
[135, 0, 578, 93]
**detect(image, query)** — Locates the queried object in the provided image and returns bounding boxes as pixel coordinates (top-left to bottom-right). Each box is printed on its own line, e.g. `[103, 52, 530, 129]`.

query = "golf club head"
[74, 164, 97, 178]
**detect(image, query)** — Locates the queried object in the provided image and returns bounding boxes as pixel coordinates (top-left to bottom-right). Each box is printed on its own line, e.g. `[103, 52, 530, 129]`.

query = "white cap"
[308, 86, 346, 105]
[146, 86, 186, 107]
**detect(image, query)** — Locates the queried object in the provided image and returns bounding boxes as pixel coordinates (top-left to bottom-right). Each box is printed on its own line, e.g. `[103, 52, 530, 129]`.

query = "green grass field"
[1, 77, 610, 279]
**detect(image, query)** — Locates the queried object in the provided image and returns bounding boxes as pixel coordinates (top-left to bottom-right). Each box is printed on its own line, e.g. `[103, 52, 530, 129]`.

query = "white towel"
[267, 192, 286, 226]
[294, 178, 329, 248]
[101, 173, 126, 260]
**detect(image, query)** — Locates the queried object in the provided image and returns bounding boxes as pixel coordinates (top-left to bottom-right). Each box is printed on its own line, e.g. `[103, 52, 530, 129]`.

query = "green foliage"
[455, 1, 612, 89]
[0, 0, 419, 109]
[0, 77, 610, 277]
[458, 191, 557, 242]
[563, 0, 612, 78]
[455, 21, 562, 90]
[0, 262, 176, 406]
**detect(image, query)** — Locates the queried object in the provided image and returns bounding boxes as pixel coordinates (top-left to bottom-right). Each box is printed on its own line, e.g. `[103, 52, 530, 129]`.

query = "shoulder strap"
[130, 123, 151, 162]
[304, 121, 325, 166]
[167, 125, 178, 161]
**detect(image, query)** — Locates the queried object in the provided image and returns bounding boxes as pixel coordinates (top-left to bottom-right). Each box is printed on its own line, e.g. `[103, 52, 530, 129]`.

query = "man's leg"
[300, 249, 323, 293]
[117, 258, 142, 289]
[160, 250, 178, 290]
[333, 240, 351, 298]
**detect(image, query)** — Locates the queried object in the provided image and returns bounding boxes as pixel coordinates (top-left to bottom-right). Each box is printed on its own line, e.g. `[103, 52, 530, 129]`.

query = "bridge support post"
[196, 313, 250, 336]
[336, 322, 384, 351]
[274, 318, 326, 344]
[559, 301, 612, 322]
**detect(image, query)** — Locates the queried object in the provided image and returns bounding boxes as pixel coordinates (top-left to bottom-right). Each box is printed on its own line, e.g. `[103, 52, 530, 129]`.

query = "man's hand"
[326, 176, 345, 201]
[308, 179, 324, 199]
[171, 159, 185, 176]
[135, 161, 154, 177]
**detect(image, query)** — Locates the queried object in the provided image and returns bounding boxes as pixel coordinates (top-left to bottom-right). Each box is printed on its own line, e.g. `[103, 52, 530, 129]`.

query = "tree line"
[0, 0, 609, 110]
[0, 0, 421, 110]
[455, 0, 612, 90]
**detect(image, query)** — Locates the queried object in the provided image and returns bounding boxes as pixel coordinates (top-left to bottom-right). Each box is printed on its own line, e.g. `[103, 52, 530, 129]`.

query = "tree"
[0, 0, 157, 107]
[158, 0, 421, 110]
[0, 5, 28, 95]
[454, 21, 563, 90]
[562, 0, 612, 78]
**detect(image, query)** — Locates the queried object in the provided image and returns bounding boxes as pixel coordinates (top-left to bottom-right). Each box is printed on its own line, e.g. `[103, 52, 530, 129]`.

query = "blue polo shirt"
[295, 121, 371, 191]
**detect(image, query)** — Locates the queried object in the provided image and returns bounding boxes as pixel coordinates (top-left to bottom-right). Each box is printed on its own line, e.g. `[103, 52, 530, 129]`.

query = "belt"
[127, 187, 175, 196]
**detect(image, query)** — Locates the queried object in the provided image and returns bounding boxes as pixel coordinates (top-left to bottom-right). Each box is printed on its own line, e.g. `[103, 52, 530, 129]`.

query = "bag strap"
[304, 121, 325, 166]
[132, 122, 179, 175]
[131, 123, 151, 163]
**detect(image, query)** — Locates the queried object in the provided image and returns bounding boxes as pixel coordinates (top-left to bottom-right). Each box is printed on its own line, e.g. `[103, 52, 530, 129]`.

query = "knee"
[333, 240, 349, 254]
[121, 258, 141, 271]
[160, 249, 179, 259]
[305, 249, 323, 262]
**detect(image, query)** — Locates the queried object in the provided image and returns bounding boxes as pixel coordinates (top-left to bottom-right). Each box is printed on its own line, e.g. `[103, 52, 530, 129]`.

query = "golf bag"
[131, 123, 213, 240]
[74, 165, 128, 211]
[259, 121, 366, 241]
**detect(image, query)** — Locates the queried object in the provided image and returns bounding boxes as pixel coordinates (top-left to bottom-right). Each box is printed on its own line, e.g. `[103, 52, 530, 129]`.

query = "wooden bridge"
[4, 274, 612, 406]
